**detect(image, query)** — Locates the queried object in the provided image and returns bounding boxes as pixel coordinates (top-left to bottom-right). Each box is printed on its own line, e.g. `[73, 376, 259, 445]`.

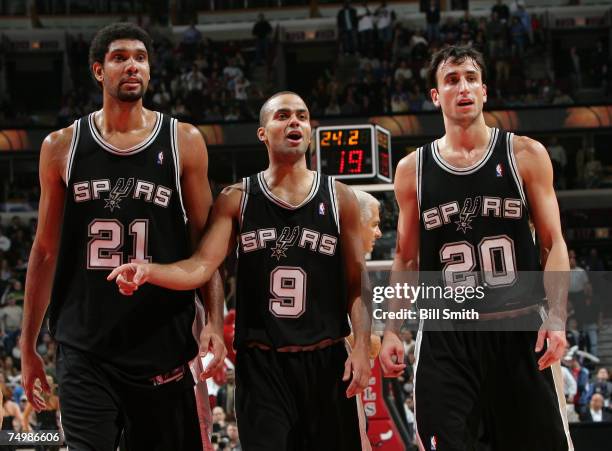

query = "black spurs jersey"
[417, 128, 544, 313]
[234, 172, 351, 348]
[50, 112, 197, 378]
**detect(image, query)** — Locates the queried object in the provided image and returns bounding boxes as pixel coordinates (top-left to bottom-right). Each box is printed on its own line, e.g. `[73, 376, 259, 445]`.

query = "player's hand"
[535, 319, 567, 371]
[198, 324, 227, 381]
[107, 262, 151, 295]
[343, 344, 371, 398]
[21, 349, 50, 413]
[379, 331, 406, 378]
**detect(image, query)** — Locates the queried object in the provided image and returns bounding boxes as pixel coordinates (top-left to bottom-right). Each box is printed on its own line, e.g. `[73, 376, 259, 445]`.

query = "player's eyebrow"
[443, 70, 479, 80]
[274, 108, 309, 116]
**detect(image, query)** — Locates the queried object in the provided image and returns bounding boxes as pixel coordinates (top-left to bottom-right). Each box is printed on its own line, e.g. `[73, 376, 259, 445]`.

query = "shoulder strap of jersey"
[238, 176, 252, 231]
[169, 115, 187, 223]
[65, 118, 82, 185]
[326, 176, 340, 233]
[504, 131, 528, 208]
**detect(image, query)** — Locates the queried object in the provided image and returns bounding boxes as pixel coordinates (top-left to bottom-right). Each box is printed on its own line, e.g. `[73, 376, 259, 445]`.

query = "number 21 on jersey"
[87, 219, 151, 269]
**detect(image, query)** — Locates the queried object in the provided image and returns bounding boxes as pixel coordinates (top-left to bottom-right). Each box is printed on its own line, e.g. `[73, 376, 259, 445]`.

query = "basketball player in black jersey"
[380, 46, 573, 450]
[20, 23, 226, 450]
[109, 91, 372, 450]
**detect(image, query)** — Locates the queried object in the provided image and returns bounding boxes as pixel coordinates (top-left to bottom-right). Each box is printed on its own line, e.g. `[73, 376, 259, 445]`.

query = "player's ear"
[92, 62, 104, 83]
[257, 126, 266, 142]
[430, 88, 440, 108]
[482, 83, 487, 104]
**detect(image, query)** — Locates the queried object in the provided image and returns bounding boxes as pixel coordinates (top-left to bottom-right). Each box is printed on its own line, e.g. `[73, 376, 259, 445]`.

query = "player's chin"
[117, 89, 144, 103]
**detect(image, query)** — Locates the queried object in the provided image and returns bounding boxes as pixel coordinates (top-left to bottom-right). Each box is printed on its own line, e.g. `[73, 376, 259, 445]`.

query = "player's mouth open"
[286, 130, 303, 144]
[457, 99, 474, 107]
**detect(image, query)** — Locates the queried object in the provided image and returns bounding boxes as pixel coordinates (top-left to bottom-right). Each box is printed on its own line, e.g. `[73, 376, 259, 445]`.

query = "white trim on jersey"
[539, 307, 575, 451]
[88, 111, 163, 156]
[65, 118, 81, 185]
[329, 176, 340, 234]
[415, 146, 423, 214]
[506, 132, 528, 207]
[170, 118, 188, 224]
[413, 320, 426, 451]
[239, 177, 250, 231]
[431, 128, 499, 175]
[257, 170, 320, 210]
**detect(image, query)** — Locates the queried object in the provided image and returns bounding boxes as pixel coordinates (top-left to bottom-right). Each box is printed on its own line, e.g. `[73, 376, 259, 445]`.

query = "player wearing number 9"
[108, 91, 372, 451]
[380, 45, 573, 450]
[20, 23, 225, 451]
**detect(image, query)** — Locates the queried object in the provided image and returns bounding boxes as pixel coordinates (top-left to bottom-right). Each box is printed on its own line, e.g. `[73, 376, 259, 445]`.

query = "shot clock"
[315, 124, 392, 182]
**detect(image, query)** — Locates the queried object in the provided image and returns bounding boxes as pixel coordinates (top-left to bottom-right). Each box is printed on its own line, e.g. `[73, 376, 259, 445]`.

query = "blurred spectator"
[0, 294, 22, 352]
[337, 1, 358, 54]
[492, 0, 510, 23]
[181, 20, 202, 61]
[216, 368, 236, 420]
[552, 89, 574, 105]
[357, 3, 375, 54]
[580, 393, 612, 422]
[566, 318, 589, 352]
[1, 383, 24, 431]
[403, 396, 416, 446]
[569, 249, 600, 356]
[0, 228, 10, 253]
[509, 16, 526, 57]
[513, 1, 532, 44]
[561, 362, 578, 403]
[226, 422, 242, 450]
[1, 279, 24, 306]
[548, 137, 568, 189]
[425, 1, 441, 43]
[568, 46, 582, 90]
[567, 352, 590, 411]
[585, 248, 604, 272]
[374, 1, 396, 47]
[583, 368, 612, 406]
[212, 406, 228, 435]
[252, 13, 272, 66]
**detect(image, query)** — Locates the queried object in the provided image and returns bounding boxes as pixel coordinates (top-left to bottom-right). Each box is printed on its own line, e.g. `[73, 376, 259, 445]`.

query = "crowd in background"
[1, 1, 610, 127]
[308, 0, 610, 118]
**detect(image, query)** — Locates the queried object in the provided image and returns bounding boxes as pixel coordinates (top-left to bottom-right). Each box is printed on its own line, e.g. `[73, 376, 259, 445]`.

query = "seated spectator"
[580, 393, 612, 422]
[0, 383, 24, 431]
[226, 422, 242, 450]
[0, 295, 22, 352]
[583, 368, 612, 406]
[394, 60, 413, 82]
[212, 406, 228, 435]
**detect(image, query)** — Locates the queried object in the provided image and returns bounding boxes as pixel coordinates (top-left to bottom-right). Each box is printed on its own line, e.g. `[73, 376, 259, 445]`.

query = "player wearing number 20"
[20, 23, 226, 451]
[380, 45, 573, 450]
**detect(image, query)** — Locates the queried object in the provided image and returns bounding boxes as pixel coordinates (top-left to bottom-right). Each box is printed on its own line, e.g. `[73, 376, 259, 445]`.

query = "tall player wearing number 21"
[380, 45, 574, 450]
[108, 91, 372, 451]
[20, 23, 226, 451]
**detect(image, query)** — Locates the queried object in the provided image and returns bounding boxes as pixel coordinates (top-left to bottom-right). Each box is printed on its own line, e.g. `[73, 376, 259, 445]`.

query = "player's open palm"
[21, 349, 50, 412]
[107, 262, 150, 295]
[344, 346, 371, 398]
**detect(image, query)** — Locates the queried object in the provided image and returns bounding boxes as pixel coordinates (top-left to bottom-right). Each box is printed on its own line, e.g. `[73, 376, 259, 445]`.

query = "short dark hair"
[259, 91, 306, 126]
[89, 22, 153, 83]
[426, 45, 486, 90]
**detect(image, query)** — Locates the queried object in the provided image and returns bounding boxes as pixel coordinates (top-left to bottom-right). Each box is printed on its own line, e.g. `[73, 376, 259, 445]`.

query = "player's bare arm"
[379, 152, 419, 377]
[177, 122, 227, 377]
[108, 182, 243, 292]
[514, 135, 569, 370]
[21, 126, 73, 411]
[336, 181, 372, 397]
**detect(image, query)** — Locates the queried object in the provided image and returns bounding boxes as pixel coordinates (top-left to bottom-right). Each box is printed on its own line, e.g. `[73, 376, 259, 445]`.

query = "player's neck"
[99, 97, 148, 133]
[441, 117, 490, 153]
[264, 159, 311, 188]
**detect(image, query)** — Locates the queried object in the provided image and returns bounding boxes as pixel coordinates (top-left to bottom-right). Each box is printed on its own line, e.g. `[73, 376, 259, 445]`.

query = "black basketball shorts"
[235, 341, 361, 451]
[413, 311, 573, 451]
[56, 343, 204, 451]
